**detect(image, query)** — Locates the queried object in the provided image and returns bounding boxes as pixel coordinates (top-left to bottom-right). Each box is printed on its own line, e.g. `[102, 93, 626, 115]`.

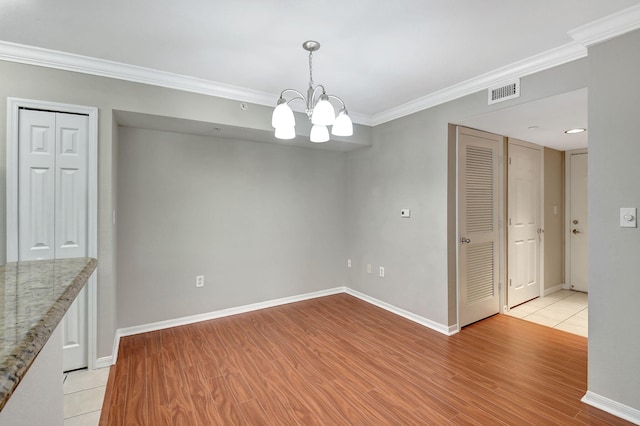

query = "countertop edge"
[0, 258, 98, 412]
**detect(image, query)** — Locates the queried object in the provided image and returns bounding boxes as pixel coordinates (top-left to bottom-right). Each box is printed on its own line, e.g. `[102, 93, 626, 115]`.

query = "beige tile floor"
[63, 367, 109, 426]
[505, 289, 588, 337]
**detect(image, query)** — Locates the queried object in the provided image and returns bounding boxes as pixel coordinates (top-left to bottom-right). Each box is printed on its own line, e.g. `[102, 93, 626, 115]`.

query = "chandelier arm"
[280, 88, 306, 101]
[310, 85, 326, 104]
[286, 95, 305, 105]
[326, 95, 347, 109]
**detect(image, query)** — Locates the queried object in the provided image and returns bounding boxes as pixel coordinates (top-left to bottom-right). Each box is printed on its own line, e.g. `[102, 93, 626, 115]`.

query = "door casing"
[6, 97, 98, 370]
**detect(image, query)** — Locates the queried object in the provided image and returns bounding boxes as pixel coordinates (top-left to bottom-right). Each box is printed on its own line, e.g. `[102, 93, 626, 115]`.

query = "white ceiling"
[1, 1, 638, 148]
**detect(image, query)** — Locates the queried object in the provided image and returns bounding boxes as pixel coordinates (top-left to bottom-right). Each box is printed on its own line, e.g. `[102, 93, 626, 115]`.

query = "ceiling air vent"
[488, 79, 520, 105]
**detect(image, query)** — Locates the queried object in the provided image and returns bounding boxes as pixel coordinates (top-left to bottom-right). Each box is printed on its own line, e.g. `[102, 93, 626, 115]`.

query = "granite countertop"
[0, 257, 97, 412]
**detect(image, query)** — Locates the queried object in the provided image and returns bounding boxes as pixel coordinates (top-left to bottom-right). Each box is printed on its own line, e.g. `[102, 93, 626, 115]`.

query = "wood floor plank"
[210, 376, 247, 425]
[145, 352, 171, 426]
[238, 399, 270, 425]
[223, 341, 298, 424]
[101, 294, 634, 425]
[182, 364, 224, 425]
[122, 347, 147, 426]
[163, 351, 200, 426]
[104, 351, 129, 426]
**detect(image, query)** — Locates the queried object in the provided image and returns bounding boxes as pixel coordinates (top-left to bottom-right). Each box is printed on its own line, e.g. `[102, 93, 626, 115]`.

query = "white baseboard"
[111, 287, 346, 363]
[582, 391, 640, 425]
[544, 283, 565, 296]
[95, 356, 113, 369]
[106, 286, 460, 365]
[344, 288, 456, 336]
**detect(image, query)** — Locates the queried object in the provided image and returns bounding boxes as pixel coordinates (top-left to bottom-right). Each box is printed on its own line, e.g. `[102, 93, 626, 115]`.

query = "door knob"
[572, 229, 580, 234]
[461, 237, 471, 244]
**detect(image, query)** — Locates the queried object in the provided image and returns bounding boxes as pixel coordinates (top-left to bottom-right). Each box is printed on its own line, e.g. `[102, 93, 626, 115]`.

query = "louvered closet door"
[458, 127, 501, 327]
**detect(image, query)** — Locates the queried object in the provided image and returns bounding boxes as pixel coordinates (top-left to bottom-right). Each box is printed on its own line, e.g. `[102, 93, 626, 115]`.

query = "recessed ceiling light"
[564, 128, 586, 134]
[528, 125, 539, 130]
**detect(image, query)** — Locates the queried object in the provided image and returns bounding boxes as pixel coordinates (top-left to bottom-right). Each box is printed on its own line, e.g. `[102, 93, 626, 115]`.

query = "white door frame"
[507, 138, 545, 305]
[6, 97, 98, 370]
[564, 148, 588, 292]
[455, 126, 506, 331]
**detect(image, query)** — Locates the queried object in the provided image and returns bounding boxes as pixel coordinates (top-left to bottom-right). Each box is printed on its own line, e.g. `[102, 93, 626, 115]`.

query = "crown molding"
[371, 42, 587, 126]
[569, 3, 640, 47]
[372, 4, 640, 126]
[373, 42, 587, 126]
[0, 40, 375, 126]
[0, 40, 274, 110]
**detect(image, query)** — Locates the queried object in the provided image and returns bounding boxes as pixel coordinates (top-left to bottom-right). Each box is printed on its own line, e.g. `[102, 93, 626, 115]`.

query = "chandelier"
[271, 40, 353, 143]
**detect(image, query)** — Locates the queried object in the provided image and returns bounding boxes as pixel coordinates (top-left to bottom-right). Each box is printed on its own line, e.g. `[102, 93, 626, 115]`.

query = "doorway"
[566, 149, 588, 292]
[457, 126, 587, 334]
[6, 98, 98, 371]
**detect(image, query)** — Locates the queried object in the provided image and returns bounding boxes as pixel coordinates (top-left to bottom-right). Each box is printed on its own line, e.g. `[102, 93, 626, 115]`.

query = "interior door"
[507, 140, 542, 308]
[458, 127, 501, 327]
[18, 109, 89, 371]
[568, 151, 588, 292]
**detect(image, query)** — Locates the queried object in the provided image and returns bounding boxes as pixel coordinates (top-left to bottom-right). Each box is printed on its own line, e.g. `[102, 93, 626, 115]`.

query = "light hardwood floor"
[100, 294, 630, 425]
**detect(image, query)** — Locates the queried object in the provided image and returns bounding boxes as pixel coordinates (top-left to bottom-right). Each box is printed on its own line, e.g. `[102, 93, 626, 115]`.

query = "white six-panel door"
[18, 109, 89, 371]
[507, 140, 542, 308]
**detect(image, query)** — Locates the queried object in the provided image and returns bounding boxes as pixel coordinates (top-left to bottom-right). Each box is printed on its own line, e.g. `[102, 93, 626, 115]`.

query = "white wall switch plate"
[379, 266, 385, 277]
[620, 207, 637, 228]
[347, 259, 352, 268]
[401, 209, 411, 218]
[367, 264, 372, 274]
[196, 275, 204, 287]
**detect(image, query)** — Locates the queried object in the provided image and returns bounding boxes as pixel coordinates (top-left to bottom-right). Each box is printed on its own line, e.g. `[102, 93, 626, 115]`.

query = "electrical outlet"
[379, 266, 385, 277]
[367, 264, 372, 274]
[196, 275, 204, 288]
[347, 259, 352, 268]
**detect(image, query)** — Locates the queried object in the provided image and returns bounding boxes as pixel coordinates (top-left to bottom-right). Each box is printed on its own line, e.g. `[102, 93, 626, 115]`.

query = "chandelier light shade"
[311, 95, 336, 126]
[332, 108, 354, 136]
[310, 124, 330, 143]
[272, 99, 295, 128]
[272, 40, 353, 143]
[274, 126, 296, 140]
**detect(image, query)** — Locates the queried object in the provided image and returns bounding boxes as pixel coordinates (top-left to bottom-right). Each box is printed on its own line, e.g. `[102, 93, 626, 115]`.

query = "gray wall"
[544, 147, 565, 290]
[0, 59, 365, 357]
[116, 127, 347, 327]
[588, 29, 640, 410]
[346, 59, 588, 328]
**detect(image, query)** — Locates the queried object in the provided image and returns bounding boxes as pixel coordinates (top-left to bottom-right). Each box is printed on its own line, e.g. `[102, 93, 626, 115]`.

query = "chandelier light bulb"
[310, 125, 330, 143]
